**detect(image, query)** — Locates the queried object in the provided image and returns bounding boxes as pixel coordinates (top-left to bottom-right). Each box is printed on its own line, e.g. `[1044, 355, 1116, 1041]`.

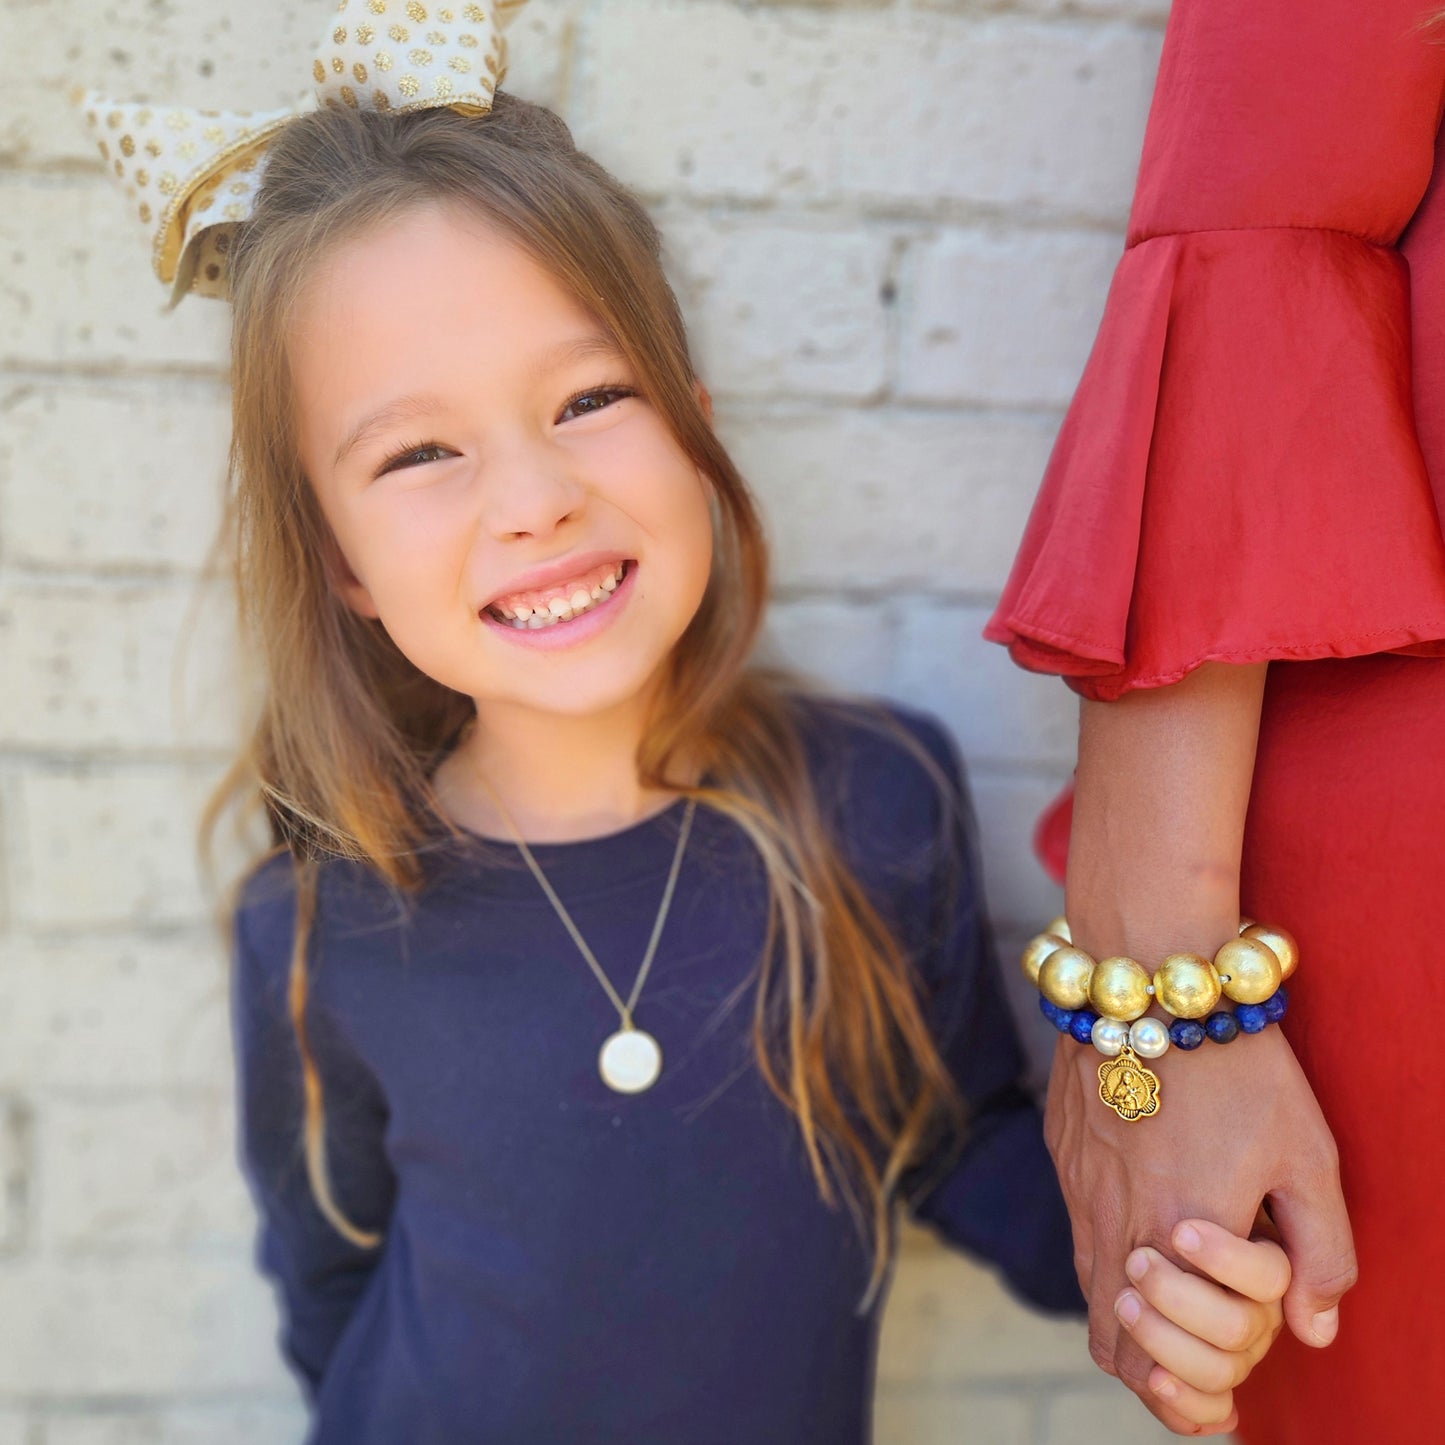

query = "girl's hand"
[1113, 1219, 1289, 1436]
[1046, 1025, 1355, 1435]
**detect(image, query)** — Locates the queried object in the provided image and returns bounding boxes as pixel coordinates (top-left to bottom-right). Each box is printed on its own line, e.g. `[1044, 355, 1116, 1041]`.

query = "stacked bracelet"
[1020, 918, 1298, 1122]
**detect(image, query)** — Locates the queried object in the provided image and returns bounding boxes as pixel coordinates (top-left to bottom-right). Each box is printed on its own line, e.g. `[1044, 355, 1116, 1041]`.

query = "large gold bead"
[1241, 923, 1298, 981]
[1088, 956, 1153, 1021]
[1022, 932, 1068, 987]
[1153, 952, 1222, 1019]
[1216, 936, 1283, 1004]
[1046, 915, 1072, 944]
[1038, 945, 1093, 1010]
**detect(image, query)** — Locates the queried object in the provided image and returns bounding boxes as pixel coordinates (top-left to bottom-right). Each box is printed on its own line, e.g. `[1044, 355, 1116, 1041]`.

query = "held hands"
[1113, 1219, 1288, 1435]
[1046, 1026, 1357, 1436]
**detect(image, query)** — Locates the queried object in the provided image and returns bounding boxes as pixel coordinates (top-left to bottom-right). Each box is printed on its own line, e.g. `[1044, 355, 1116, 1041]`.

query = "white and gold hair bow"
[75, 0, 529, 304]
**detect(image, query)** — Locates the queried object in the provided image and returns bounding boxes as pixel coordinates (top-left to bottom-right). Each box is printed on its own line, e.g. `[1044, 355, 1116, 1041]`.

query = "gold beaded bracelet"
[1021, 918, 1299, 1122]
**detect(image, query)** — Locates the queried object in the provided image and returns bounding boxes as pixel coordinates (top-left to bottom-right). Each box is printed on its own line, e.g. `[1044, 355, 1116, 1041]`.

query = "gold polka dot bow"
[74, 0, 530, 305]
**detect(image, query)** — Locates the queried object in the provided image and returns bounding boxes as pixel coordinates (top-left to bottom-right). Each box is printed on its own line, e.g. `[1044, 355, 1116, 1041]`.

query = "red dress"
[985, 2, 1445, 1439]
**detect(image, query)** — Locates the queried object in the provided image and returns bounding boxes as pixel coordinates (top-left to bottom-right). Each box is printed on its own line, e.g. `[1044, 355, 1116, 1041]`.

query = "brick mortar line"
[0, 1391, 301, 1409]
[0, 366, 1072, 425]
[0, 748, 234, 766]
[3, 165, 1137, 233]
[22, 1083, 233, 1101]
[0, 751, 1067, 778]
[1, 921, 221, 941]
[0, 571, 1012, 603]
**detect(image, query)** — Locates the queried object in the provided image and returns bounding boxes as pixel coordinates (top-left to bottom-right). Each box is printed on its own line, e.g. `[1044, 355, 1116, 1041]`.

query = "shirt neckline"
[419, 797, 705, 902]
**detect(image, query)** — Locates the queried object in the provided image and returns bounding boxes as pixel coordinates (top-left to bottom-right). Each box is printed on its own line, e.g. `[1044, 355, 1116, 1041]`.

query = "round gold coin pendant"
[599, 1028, 663, 1094]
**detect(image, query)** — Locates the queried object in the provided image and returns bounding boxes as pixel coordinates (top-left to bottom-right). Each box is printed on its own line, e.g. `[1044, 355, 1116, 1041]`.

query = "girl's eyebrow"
[333, 336, 624, 467]
[334, 393, 447, 468]
[528, 332, 625, 380]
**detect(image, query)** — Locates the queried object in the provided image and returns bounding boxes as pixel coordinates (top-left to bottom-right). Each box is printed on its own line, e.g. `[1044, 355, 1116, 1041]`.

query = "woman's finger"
[1126, 1246, 1278, 1354]
[1114, 1288, 1250, 1395]
[1172, 1218, 1292, 1303]
[1147, 1366, 1239, 1433]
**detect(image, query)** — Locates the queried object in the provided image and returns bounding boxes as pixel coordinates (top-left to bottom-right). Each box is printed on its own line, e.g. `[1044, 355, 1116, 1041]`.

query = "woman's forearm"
[1066, 662, 1269, 964]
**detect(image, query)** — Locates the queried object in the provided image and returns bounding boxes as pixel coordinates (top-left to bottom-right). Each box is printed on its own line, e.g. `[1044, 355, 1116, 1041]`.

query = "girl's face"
[288, 205, 715, 722]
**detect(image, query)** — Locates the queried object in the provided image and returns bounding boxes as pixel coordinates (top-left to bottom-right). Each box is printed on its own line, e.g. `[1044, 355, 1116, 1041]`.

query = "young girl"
[86, 9, 1288, 1441]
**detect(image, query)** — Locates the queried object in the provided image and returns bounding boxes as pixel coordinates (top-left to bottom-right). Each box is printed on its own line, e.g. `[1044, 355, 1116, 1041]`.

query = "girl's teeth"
[490, 563, 629, 629]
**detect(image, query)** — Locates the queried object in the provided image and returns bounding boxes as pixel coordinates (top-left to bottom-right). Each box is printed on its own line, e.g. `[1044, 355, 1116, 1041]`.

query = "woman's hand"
[1114, 1219, 1288, 1435]
[1058, 663, 1357, 1430]
[1046, 1025, 1356, 1435]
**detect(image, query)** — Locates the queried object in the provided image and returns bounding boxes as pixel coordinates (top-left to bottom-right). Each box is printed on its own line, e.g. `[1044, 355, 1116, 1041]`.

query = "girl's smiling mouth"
[481, 559, 635, 641]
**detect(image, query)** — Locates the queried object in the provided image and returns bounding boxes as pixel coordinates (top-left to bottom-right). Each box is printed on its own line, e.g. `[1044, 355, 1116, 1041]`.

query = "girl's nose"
[479, 450, 587, 541]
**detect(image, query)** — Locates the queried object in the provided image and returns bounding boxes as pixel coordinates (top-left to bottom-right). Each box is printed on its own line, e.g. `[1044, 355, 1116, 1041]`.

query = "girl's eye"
[377, 443, 453, 477]
[559, 386, 636, 423]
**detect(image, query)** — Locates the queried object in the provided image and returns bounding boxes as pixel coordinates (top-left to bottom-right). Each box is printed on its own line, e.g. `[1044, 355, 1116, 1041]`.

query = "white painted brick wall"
[0, 1, 1198, 1441]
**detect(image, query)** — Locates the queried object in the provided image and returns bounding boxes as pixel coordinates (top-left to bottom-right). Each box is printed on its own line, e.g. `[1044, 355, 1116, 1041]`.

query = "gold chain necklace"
[482, 785, 697, 1095]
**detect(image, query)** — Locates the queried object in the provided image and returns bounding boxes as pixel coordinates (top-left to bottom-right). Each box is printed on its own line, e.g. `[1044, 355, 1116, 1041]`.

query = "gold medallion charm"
[1097, 1044, 1161, 1121]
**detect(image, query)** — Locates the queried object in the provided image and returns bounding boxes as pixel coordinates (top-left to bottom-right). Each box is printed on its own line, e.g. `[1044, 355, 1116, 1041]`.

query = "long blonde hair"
[208, 97, 964, 1298]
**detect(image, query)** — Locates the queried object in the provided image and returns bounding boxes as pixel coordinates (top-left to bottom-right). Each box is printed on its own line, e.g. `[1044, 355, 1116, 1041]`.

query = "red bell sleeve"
[985, 0, 1445, 702]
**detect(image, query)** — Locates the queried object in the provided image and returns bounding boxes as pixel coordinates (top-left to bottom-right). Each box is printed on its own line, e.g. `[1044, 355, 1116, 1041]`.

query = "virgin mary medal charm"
[1097, 1044, 1161, 1121]
[599, 1027, 663, 1094]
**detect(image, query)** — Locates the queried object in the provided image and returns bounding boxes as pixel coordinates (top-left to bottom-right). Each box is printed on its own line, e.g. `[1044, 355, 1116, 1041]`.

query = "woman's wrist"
[1065, 887, 1242, 969]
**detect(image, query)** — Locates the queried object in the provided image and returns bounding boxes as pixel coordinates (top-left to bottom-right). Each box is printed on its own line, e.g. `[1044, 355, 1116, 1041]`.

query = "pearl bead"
[1216, 937, 1283, 1004]
[1038, 945, 1093, 1010]
[1153, 952, 1222, 1019]
[1241, 923, 1299, 981]
[1088, 956, 1153, 1021]
[1128, 1016, 1170, 1059]
[1046, 915, 1072, 944]
[1091, 1017, 1130, 1057]
[1021, 932, 1068, 987]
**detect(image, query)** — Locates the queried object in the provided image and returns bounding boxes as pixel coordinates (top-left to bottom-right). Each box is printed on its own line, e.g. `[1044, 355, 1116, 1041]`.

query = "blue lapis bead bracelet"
[1039, 985, 1290, 1052]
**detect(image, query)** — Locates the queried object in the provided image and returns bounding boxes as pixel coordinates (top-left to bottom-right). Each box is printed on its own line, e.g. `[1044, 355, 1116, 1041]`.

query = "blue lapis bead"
[1069, 1009, 1099, 1045]
[1263, 987, 1289, 1024]
[1038, 995, 1075, 1033]
[1205, 1010, 1240, 1044]
[1169, 1019, 1206, 1051]
[1235, 1002, 1269, 1034]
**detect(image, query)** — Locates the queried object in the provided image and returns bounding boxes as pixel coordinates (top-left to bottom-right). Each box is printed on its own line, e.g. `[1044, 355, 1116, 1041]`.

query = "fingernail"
[1311, 1307, 1339, 1346]
[1124, 1248, 1150, 1283]
[1153, 1375, 1178, 1401]
[1174, 1223, 1201, 1254]
[1114, 1291, 1141, 1327]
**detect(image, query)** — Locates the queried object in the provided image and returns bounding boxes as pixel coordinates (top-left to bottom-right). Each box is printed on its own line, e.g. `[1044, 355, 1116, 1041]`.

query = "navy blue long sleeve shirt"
[233, 699, 1081, 1445]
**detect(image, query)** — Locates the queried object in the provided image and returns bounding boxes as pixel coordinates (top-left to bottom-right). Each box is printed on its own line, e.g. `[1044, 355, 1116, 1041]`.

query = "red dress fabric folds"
[986, 0, 1445, 700]
[985, 225, 1445, 699]
[985, 2, 1445, 1440]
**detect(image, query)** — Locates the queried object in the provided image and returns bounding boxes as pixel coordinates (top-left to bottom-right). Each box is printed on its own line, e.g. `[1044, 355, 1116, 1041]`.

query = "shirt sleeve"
[985, 0, 1445, 701]
[233, 873, 398, 1396]
[892, 722, 1084, 1316]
